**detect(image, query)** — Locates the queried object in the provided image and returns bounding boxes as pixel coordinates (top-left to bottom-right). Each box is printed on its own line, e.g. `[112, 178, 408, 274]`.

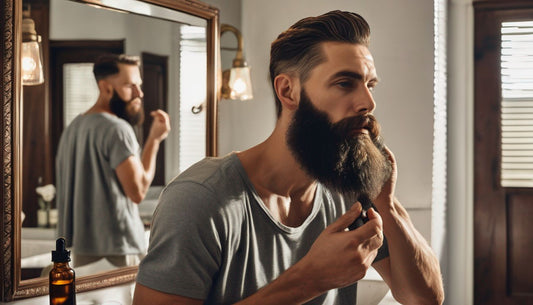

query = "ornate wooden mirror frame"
[1, 0, 219, 301]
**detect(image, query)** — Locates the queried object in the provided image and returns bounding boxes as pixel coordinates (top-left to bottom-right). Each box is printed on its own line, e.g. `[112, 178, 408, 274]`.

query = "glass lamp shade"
[228, 67, 253, 100]
[21, 40, 44, 85]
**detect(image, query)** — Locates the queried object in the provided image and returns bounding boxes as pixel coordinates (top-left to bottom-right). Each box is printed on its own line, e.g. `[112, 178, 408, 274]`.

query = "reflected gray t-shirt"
[56, 113, 146, 256]
[137, 153, 388, 304]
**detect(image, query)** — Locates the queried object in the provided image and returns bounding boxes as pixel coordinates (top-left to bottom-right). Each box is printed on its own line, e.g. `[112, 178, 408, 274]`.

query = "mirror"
[1, 0, 218, 301]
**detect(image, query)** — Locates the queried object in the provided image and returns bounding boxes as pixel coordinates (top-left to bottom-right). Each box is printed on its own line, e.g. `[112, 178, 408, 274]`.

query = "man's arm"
[116, 110, 170, 203]
[133, 284, 203, 305]
[372, 148, 444, 305]
[133, 203, 384, 305]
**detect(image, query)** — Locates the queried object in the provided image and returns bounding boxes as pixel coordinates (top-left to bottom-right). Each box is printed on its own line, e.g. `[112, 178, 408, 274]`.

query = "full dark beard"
[286, 89, 392, 201]
[109, 90, 144, 126]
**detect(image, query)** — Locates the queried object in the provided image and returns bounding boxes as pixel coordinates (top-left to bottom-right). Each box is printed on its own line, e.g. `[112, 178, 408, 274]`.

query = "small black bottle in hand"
[348, 194, 373, 231]
[50, 238, 76, 305]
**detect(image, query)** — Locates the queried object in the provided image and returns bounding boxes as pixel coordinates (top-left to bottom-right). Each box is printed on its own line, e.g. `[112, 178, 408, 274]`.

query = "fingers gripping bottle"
[50, 238, 76, 305]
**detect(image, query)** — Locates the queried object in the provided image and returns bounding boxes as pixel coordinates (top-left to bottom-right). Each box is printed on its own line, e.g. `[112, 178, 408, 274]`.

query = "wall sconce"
[220, 24, 253, 100]
[21, 5, 44, 86]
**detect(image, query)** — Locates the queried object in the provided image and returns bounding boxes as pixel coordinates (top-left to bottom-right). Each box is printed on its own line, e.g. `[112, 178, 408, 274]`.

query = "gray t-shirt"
[137, 153, 388, 304]
[56, 113, 146, 255]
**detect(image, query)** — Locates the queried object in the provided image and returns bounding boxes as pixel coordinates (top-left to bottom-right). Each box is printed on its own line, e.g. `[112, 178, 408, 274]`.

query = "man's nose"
[353, 86, 376, 114]
[133, 85, 144, 99]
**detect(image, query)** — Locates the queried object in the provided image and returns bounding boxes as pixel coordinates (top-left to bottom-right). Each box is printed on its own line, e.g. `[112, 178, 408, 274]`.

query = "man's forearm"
[380, 198, 444, 305]
[140, 136, 161, 192]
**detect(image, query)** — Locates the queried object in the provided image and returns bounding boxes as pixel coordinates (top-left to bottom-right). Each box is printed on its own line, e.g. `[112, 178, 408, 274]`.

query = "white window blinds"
[178, 25, 207, 173]
[501, 21, 533, 187]
[63, 63, 99, 127]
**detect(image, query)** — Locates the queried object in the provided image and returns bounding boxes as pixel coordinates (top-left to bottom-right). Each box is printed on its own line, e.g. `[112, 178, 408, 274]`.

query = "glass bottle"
[50, 238, 76, 305]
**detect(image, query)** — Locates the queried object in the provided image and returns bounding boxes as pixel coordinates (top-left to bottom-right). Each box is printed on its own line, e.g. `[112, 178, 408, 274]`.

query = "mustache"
[125, 96, 142, 104]
[331, 114, 381, 140]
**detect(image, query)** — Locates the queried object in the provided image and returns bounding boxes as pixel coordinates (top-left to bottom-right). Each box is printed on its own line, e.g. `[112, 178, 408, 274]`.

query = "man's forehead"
[116, 64, 142, 82]
[316, 41, 377, 77]
[321, 41, 374, 59]
[117, 63, 140, 73]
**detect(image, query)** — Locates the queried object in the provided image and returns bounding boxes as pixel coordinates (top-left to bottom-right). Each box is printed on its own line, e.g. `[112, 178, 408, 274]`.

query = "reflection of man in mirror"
[133, 11, 444, 305]
[55, 54, 171, 268]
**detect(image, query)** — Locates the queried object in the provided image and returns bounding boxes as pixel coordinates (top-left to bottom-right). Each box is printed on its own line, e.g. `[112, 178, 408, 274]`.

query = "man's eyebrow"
[330, 70, 379, 83]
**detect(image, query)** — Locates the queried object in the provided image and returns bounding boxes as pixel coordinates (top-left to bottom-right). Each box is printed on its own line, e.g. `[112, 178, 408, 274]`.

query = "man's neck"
[85, 96, 113, 115]
[237, 127, 317, 227]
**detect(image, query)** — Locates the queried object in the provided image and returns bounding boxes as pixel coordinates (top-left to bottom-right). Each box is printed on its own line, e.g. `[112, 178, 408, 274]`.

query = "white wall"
[446, 0, 474, 304]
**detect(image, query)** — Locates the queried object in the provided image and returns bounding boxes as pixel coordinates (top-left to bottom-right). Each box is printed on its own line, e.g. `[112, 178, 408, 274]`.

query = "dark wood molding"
[20, 0, 50, 228]
[474, 0, 533, 10]
[141, 52, 168, 185]
[206, 12, 219, 157]
[1, 0, 18, 300]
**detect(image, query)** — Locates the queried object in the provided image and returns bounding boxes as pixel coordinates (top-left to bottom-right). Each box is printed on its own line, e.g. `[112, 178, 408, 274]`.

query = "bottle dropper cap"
[52, 237, 71, 263]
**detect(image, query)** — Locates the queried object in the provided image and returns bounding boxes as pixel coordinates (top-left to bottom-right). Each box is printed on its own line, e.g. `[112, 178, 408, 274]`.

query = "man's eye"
[337, 81, 354, 89]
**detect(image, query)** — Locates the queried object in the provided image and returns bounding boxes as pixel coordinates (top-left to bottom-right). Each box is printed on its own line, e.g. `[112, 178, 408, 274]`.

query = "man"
[133, 11, 444, 304]
[55, 54, 171, 268]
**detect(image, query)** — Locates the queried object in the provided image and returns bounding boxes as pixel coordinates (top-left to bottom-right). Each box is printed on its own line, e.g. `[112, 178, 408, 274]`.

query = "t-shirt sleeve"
[136, 181, 223, 299]
[107, 122, 139, 169]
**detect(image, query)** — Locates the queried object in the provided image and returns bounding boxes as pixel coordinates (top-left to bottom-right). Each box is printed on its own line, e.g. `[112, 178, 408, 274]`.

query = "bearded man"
[133, 11, 444, 305]
[56, 54, 170, 268]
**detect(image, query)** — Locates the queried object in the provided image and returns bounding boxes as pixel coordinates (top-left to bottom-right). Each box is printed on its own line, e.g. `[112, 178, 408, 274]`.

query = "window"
[500, 21, 533, 187]
[178, 25, 207, 173]
[63, 63, 98, 127]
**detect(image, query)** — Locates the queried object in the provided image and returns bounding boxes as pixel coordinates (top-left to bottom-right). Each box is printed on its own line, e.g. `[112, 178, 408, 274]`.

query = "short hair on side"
[269, 10, 371, 118]
[93, 54, 140, 81]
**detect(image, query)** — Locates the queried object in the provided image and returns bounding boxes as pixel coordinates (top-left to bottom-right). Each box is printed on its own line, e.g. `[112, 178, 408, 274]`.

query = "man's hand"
[148, 109, 171, 142]
[374, 146, 397, 210]
[299, 203, 384, 293]
[370, 146, 445, 305]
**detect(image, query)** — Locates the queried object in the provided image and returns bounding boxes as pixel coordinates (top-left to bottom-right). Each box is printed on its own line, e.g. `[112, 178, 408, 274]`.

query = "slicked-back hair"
[93, 54, 140, 81]
[269, 10, 371, 118]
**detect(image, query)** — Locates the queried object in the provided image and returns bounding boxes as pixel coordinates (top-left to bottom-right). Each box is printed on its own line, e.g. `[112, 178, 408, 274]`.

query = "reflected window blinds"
[63, 63, 99, 127]
[178, 25, 207, 173]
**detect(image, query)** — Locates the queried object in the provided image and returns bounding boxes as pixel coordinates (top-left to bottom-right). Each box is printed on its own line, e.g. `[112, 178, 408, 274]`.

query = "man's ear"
[274, 73, 300, 111]
[97, 79, 113, 97]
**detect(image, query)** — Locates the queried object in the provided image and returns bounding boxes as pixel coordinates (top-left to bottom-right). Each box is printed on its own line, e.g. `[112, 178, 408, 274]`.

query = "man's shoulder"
[93, 113, 132, 130]
[63, 113, 130, 135]
[155, 153, 249, 221]
[161, 153, 246, 200]
[172, 153, 241, 185]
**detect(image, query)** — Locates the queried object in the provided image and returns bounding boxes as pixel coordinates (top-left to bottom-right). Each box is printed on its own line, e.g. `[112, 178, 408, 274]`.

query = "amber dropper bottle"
[50, 238, 76, 305]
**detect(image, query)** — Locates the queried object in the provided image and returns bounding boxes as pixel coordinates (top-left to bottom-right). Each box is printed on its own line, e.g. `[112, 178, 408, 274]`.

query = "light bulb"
[232, 78, 246, 94]
[21, 40, 44, 85]
[228, 67, 253, 100]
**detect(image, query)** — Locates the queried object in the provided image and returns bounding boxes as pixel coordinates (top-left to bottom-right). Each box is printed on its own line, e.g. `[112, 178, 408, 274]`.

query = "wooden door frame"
[140, 52, 168, 186]
[473, 2, 533, 304]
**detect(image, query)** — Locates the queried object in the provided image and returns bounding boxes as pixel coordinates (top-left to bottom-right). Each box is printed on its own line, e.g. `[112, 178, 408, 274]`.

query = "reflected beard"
[286, 89, 392, 200]
[109, 90, 144, 126]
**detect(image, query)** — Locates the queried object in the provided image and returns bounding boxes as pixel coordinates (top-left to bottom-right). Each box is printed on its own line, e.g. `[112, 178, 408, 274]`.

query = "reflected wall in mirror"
[1, 0, 218, 301]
